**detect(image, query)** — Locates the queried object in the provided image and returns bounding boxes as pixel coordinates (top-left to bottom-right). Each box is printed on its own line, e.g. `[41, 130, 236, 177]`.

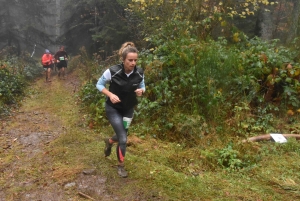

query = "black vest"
[107, 64, 144, 110]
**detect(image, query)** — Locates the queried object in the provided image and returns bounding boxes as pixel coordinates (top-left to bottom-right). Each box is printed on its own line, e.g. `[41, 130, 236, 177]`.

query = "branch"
[243, 134, 300, 142]
[78, 192, 95, 200]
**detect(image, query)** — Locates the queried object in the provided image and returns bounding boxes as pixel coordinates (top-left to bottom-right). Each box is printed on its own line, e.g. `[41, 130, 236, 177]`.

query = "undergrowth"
[74, 36, 300, 199]
[2, 1, 300, 199]
[2, 64, 300, 200]
[3, 31, 300, 201]
[0, 46, 42, 117]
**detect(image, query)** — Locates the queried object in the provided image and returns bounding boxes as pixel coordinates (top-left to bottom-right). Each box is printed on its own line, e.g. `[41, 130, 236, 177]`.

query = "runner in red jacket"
[41, 49, 54, 82]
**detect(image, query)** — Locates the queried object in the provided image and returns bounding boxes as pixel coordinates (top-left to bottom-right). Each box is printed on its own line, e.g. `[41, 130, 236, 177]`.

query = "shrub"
[0, 64, 26, 117]
[79, 28, 300, 145]
[78, 80, 107, 127]
[0, 47, 41, 117]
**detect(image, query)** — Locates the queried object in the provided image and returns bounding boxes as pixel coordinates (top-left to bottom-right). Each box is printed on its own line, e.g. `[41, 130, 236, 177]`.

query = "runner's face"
[123, 53, 138, 73]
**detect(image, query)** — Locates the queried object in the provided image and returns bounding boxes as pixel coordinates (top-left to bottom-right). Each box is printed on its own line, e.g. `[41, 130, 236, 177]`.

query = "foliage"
[4, 0, 300, 200]
[0, 47, 43, 80]
[72, 46, 108, 127]
[0, 47, 41, 117]
[0, 64, 25, 116]
[4, 64, 300, 200]
[217, 144, 244, 171]
[0, 0, 54, 53]
[239, 37, 300, 109]
[79, 80, 107, 127]
[127, 0, 277, 41]
[142, 28, 300, 138]
[68, 47, 104, 81]
[137, 35, 241, 140]
[61, 0, 134, 56]
[79, 26, 300, 144]
[75, 0, 300, 178]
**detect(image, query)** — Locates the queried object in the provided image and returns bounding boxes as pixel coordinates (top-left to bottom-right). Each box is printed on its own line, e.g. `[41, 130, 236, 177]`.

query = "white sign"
[270, 133, 287, 143]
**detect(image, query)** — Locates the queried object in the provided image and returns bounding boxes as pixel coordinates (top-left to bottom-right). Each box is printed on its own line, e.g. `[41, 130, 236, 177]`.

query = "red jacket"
[41, 54, 53, 65]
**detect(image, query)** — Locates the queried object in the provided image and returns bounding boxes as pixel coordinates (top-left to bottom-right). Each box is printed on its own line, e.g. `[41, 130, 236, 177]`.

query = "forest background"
[2, 0, 300, 200]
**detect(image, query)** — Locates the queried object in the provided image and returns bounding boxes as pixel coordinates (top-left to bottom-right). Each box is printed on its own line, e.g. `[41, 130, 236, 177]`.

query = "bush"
[0, 64, 26, 117]
[0, 46, 41, 117]
[0, 47, 42, 80]
[78, 80, 107, 127]
[78, 28, 300, 145]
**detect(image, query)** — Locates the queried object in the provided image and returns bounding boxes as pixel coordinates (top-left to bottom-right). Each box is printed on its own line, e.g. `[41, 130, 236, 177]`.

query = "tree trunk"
[257, 4, 275, 40]
[56, 0, 61, 39]
[261, 6, 274, 40]
[287, 0, 300, 44]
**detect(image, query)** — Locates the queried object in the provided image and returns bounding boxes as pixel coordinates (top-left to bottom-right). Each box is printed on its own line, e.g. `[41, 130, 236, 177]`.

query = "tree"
[126, 0, 280, 41]
[0, 0, 55, 55]
[256, 3, 275, 40]
[286, 0, 300, 43]
[59, 0, 133, 57]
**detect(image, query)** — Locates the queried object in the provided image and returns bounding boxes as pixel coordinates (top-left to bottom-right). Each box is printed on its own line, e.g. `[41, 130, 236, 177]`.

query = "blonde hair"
[118, 42, 138, 61]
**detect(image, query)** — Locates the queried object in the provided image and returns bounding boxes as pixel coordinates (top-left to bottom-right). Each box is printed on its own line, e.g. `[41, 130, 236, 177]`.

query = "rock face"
[0, 0, 68, 55]
[43, 0, 66, 53]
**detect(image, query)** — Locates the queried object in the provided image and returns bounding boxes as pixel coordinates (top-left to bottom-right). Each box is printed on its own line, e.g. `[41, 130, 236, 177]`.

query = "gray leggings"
[105, 103, 134, 163]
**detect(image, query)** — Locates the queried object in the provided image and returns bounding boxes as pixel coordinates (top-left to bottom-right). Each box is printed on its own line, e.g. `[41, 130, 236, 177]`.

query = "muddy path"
[0, 71, 121, 201]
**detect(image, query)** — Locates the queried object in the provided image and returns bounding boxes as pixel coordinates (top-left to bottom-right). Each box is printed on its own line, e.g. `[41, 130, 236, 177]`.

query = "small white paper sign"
[270, 133, 287, 143]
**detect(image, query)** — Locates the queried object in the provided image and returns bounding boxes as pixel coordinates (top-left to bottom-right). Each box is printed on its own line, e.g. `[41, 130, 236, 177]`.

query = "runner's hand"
[135, 89, 144, 97]
[109, 94, 121, 104]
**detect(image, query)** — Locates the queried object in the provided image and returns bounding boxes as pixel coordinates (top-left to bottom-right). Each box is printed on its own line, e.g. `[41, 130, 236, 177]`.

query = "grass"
[2, 68, 300, 200]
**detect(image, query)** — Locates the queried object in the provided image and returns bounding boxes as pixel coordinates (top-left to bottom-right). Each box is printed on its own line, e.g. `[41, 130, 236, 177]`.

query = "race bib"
[123, 117, 132, 129]
[59, 56, 65, 61]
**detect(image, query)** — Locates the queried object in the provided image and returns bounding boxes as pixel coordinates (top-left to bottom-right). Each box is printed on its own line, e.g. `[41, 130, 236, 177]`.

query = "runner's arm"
[96, 69, 111, 92]
[139, 77, 146, 92]
[96, 69, 120, 101]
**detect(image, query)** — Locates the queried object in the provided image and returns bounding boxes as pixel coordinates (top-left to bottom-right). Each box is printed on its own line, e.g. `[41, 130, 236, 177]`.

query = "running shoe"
[117, 165, 128, 178]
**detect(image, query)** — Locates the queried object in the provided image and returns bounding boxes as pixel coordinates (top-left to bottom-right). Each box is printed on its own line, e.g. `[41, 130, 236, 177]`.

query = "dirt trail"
[0, 71, 119, 201]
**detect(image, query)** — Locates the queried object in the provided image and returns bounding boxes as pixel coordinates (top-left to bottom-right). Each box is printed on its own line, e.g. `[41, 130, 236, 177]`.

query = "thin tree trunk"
[273, 1, 284, 38]
[258, 4, 274, 40]
[287, 0, 300, 44]
[56, 0, 61, 39]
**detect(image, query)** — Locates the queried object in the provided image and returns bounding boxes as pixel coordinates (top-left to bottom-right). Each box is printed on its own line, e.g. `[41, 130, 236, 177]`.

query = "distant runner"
[41, 49, 54, 82]
[54, 46, 68, 80]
